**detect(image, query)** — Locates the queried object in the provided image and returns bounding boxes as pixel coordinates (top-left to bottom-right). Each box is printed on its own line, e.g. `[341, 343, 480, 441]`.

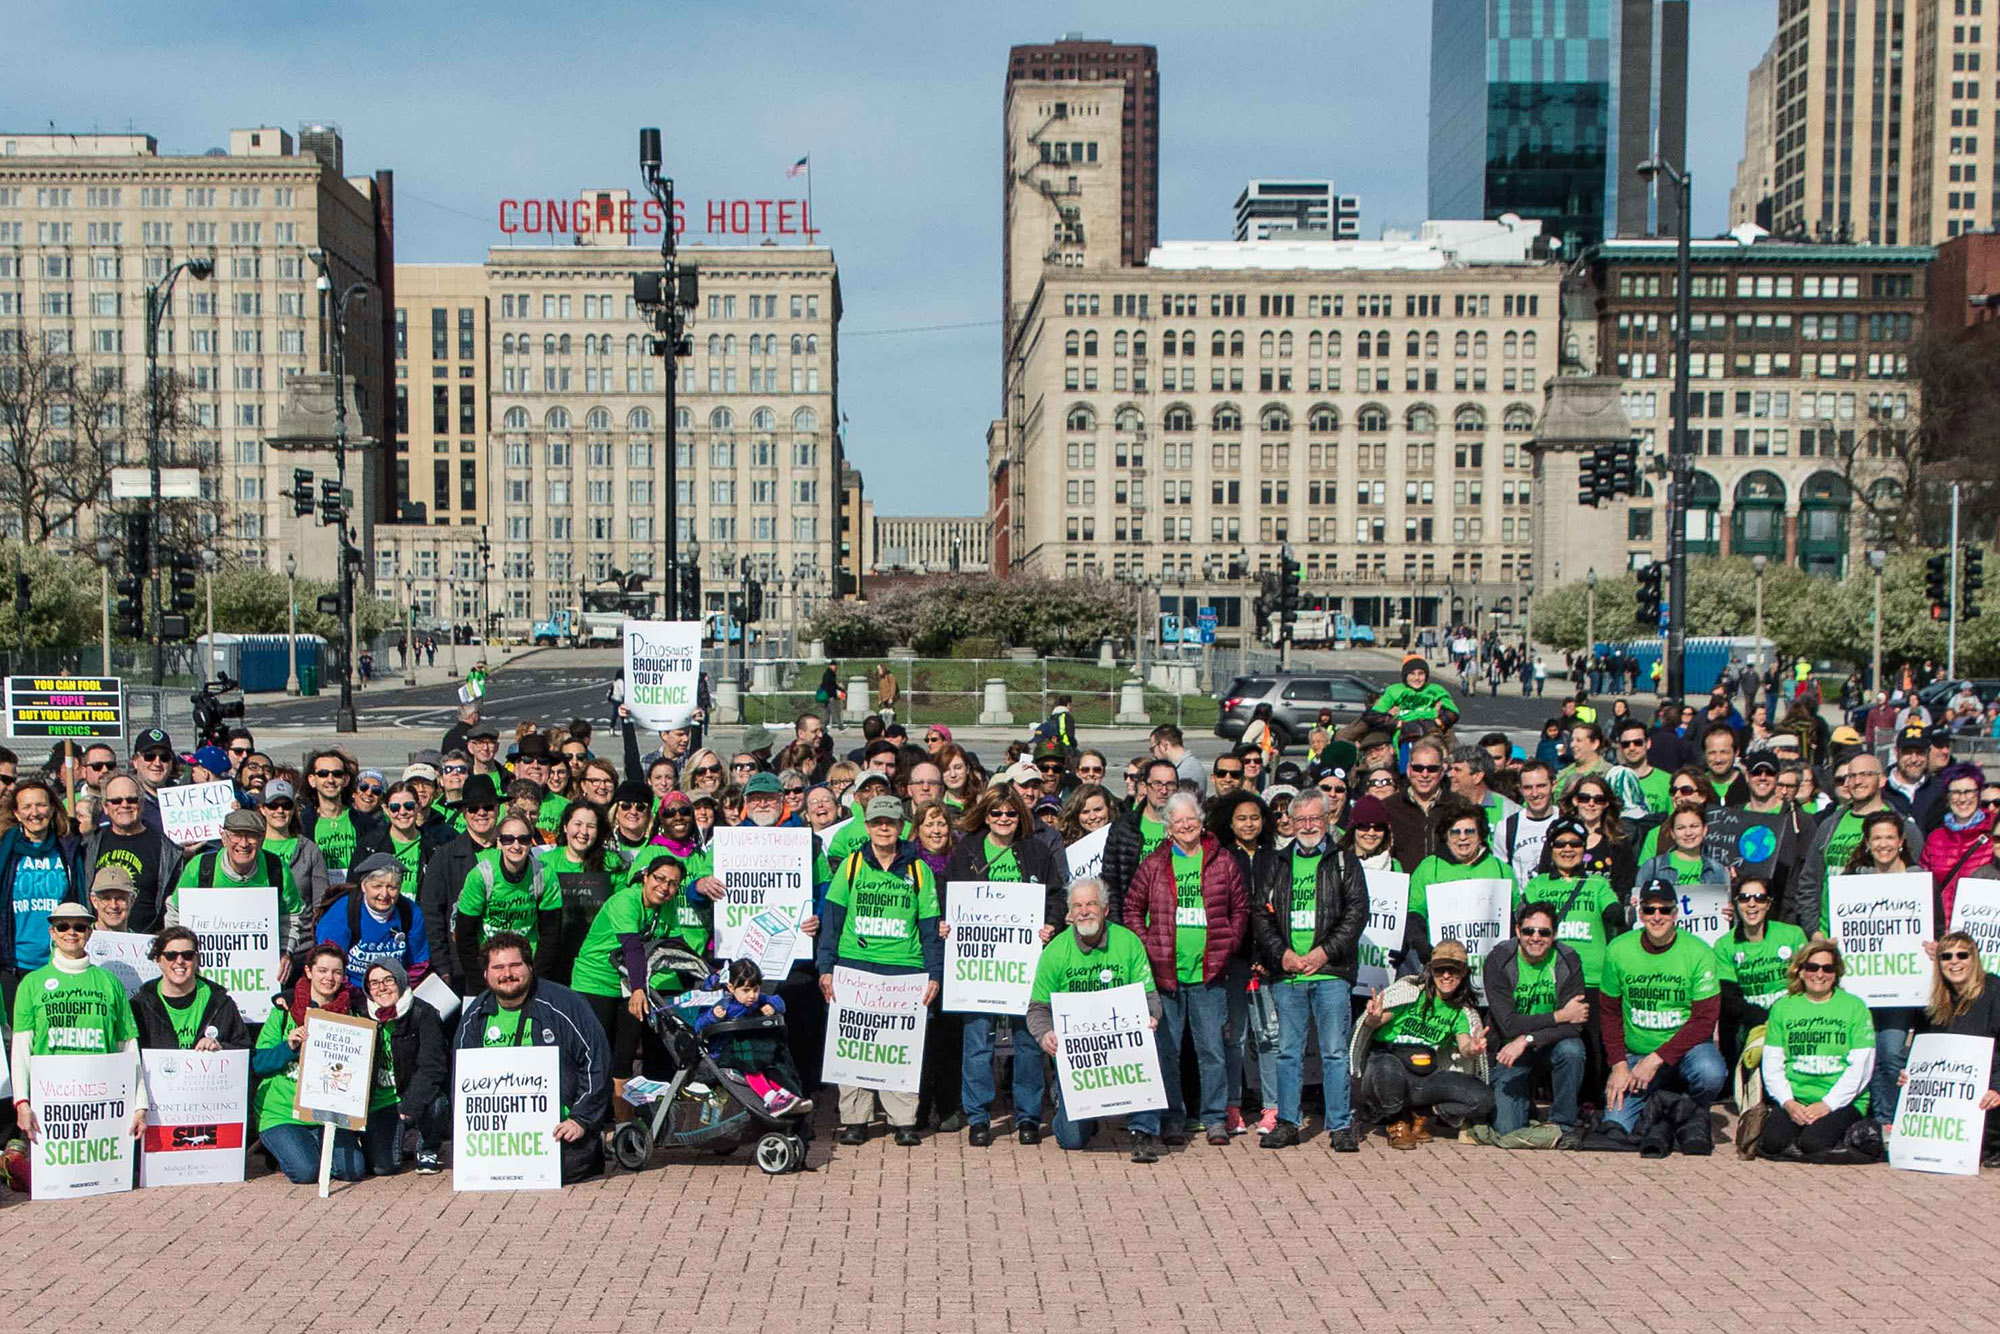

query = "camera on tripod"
[191, 674, 245, 746]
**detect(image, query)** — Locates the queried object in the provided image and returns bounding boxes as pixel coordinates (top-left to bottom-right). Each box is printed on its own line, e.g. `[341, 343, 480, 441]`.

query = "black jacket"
[1099, 808, 1158, 921]
[77, 825, 186, 934]
[417, 832, 498, 986]
[130, 977, 251, 1051]
[379, 992, 450, 1111]
[1248, 842, 1368, 981]
[455, 977, 614, 1131]
[354, 822, 453, 879]
[1481, 940, 1585, 1046]
[1915, 971, 2000, 1093]
[941, 832, 1066, 927]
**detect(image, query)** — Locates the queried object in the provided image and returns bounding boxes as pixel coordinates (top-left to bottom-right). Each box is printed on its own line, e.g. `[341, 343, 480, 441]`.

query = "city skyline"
[10, 0, 1778, 517]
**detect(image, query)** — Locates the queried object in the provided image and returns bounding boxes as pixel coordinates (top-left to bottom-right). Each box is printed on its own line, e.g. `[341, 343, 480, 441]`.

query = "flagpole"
[806, 153, 814, 244]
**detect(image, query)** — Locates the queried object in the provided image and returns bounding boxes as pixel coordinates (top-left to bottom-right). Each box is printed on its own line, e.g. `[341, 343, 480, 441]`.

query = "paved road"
[3, 1116, 1983, 1333]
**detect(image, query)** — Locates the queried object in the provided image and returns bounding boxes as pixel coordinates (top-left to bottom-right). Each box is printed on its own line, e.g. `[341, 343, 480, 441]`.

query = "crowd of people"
[4, 650, 2000, 1189]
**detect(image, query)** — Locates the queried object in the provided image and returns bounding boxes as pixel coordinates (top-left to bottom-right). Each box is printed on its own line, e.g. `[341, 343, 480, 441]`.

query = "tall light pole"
[94, 537, 115, 677]
[402, 571, 417, 686]
[1868, 549, 1887, 694]
[284, 553, 299, 695]
[305, 248, 371, 734]
[637, 128, 697, 634]
[144, 255, 212, 685]
[1750, 554, 1768, 668]
[1636, 154, 1693, 702]
[1521, 575, 1536, 692]
[1585, 568, 1597, 656]
[201, 549, 217, 670]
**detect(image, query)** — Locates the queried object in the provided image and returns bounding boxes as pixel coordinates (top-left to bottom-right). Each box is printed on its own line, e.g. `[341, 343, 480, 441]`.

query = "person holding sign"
[1353, 941, 1493, 1148]
[10, 899, 147, 1144]
[1754, 940, 1880, 1160]
[1909, 932, 2000, 1166]
[1405, 805, 1516, 969]
[1792, 753, 1920, 939]
[1714, 876, 1809, 1074]
[1837, 810, 1931, 1126]
[454, 815, 563, 984]
[1482, 903, 1589, 1140]
[168, 809, 306, 973]
[0, 777, 83, 1001]
[1024, 877, 1164, 1162]
[1599, 880, 1725, 1134]
[1633, 803, 1733, 910]
[130, 926, 250, 1052]
[362, 959, 450, 1175]
[817, 796, 943, 1147]
[250, 945, 369, 1184]
[943, 785, 1064, 1147]
[571, 855, 688, 1110]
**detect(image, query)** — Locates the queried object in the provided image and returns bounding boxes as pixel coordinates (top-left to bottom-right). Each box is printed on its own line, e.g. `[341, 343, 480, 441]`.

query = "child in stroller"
[693, 959, 812, 1117]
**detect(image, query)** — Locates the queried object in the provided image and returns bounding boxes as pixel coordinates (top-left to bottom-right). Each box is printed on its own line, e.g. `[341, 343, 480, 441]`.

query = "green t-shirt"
[252, 1007, 306, 1132]
[480, 1005, 534, 1047]
[1283, 850, 1336, 984]
[1517, 872, 1619, 987]
[1407, 853, 1515, 921]
[314, 810, 358, 871]
[264, 834, 299, 870]
[1373, 992, 1472, 1048]
[1170, 846, 1207, 985]
[173, 850, 305, 920]
[388, 831, 424, 900]
[160, 982, 213, 1049]
[1633, 766, 1674, 817]
[537, 791, 572, 834]
[1764, 988, 1874, 1114]
[371, 1025, 399, 1112]
[1819, 810, 1867, 925]
[13, 962, 137, 1055]
[827, 852, 939, 971]
[1030, 923, 1155, 1000]
[828, 818, 912, 863]
[1138, 814, 1167, 862]
[1600, 930, 1720, 1058]
[1371, 680, 1453, 722]
[1511, 951, 1559, 1016]
[1714, 921, 1809, 1010]
[569, 885, 672, 999]
[984, 839, 1021, 883]
[458, 857, 563, 950]
[1665, 850, 1708, 885]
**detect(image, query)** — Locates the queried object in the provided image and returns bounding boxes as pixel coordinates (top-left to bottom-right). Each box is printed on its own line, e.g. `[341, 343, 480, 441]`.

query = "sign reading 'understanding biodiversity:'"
[4, 676, 123, 740]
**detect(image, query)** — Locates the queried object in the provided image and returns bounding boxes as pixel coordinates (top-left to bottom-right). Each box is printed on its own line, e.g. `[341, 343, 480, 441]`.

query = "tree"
[0, 333, 127, 544]
[207, 565, 399, 644]
[1842, 329, 2000, 548]
[807, 577, 1137, 657]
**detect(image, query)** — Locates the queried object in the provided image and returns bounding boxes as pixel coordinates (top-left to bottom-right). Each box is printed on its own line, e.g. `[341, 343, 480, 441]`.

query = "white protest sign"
[621, 620, 703, 731]
[86, 931, 160, 997]
[292, 1009, 377, 1130]
[1050, 982, 1166, 1120]
[1065, 826, 1110, 883]
[156, 780, 236, 846]
[139, 1048, 248, 1187]
[822, 966, 928, 1093]
[29, 1052, 136, 1200]
[711, 826, 814, 963]
[944, 881, 1045, 1015]
[1425, 878, 1512, 1000]
[1356, 869, 1409, 995]
[813, 817, 852, 852]
[453, 1045, 562, 1192]
[1892, 1032, 1995, 1177]
[414, 972, 461, 1020]
[176, 887, 281, 1022]
[737, 909, 799, 980]
[1676, 882, 1732, 947]
[1950, 879, 2000, 971]
[1829, 872, 1934, 1008]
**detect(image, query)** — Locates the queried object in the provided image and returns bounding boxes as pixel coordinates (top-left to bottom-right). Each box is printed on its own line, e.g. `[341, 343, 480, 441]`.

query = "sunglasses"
[132, 755, 167, 768]
[1319, 784, 1347, 795]
[386, 802, 419, 813]
[1407, 763, 1441, 774]
[264, 800, 294, 812]
[730, 762, 756, 770]
[1619, 737, 1647, 747]
[1367, 776, 1395, 788]
[1572, 793, 1608, 805]
[663, 805, 693, 817]
[1638, 905, 1675, 917]
[1550, 839, 1585, 850]
[1518, 926, 1554, 938]
[51, 921, 91, 933]
[1447, 827, 1481, 838]
[158, 949, 197, 962]
[103, 796, 139, 807]
[443, 765, 469, 776]
[989, 809, 1019, 820]
[1671, 786, 1699, 796]
[782, 786, 806, 797]
[312, 769, 346, 779]
[1940, 950, 1975, 962]
[1735, 892, 1771, 904]
[228, 745, 251, 755]
[1215, 767, 1244, 778]
[84, 760, 115, 771]
[1798, 961, 1837, 974]
[497, 834, 534, 847]
[1352, 823, 1388, 834]
[464, 802, 499, 814]
[1078, 767, 1104, 776]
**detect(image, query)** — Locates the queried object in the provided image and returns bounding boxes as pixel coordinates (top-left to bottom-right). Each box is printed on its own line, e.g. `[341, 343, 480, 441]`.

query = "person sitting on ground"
[1598, 879, 1725, 1135]
[1354, 940, 1494, 1148]
[251, 944, 369, 1184]
[360, 958, 450, 1175]
[1907, 931, 2000, 1167]
[693, 958, 810, 1116]
[1483, 902, 1590, 1145]
[130, 925, 250, 1052]
[1753, 938, 1878, 1161]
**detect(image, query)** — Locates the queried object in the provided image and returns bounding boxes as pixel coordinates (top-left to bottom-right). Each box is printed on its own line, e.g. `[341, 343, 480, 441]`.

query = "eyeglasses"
[1446, 826, 1481, 839]
[1798, 961, 1837, 975]
[1518, 926, 1554, 938]
[1735, 892, 1772, 904]
[1367, 775, 1395, 788]
[730, 761, 756, 771]
[311, 768, 346, 780]
[264, 800, 294, 812]
[51, 921, 91, 934]
[616, 800, 649, 811]
[1638, 906, 1675, 918]
[1407, 763, 1441, 774]
[464, 803, 499, 814]
[497, 834, 533, 847]
[386, 801, 419, 813]
[158, 949, 196, 962]
[84, 760, 115, 771]
[1550, 839, 1585, 851]
[1572, 793, 1608, 806]
[1939, 950, 1975, 962]
[1950, 787, 1981, 798]
[103, 796, 139, 807]
[1671, 785, 1699, 796]
[1215, 767, 1243, 778]
[583, 777, 613, 788]
[443, 765, 469, 776]
[1078, 766, 1104, 776]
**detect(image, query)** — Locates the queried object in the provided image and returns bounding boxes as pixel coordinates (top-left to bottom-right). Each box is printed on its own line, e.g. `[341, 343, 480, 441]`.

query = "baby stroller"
[608, 942, 814, 1176]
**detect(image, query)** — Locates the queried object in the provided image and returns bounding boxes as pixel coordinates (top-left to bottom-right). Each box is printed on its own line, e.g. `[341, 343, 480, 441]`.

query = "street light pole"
[284, 553, 299, 695]
[1585, 568, 1597, 657]
[306, 249, 370, 734]
[402, 571, 417, 686]
[1637, 154, 1693, 702]
[638, 129, 694, 628]
[144, 256, 212, 686]
[1751, 554, 1768, 668]
[94, 538, 114, 676]
[1868, 549, 1887, 694]
[201, 550, 216, 670]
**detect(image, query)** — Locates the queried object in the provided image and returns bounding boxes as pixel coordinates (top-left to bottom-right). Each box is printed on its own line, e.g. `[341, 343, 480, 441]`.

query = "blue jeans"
[961, 1014, 1046, 1128]
[1157, 978, 1230, 1131]
[1871, 1008, 1920, 1126]
[260, 1122, 368, 1184]
[1489, 1035, 1586, 1132]
[1244, 982, 1280, 1107]
[1270, 979, 1354, 1129]
[1051, 1069, 1161, 1149]
[1601, 1041, 1727, 1133]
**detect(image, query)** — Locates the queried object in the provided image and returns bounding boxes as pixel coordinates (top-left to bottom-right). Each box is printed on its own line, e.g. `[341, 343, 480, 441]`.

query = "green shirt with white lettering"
[13, 962, 136, 1055]
[1517, 872, 1619, 987]
[1600, 930, 1719, 1058]
[1764, 988, 1874, 1114]
[827, 852, 939, 971]
[458, 857, 563, 951]
[1030, 923, 1155, 1000]
[1170, 846, 1207, 985]
[1373, 992, 1472, 1049]
[1714, 921, 1809, 1011]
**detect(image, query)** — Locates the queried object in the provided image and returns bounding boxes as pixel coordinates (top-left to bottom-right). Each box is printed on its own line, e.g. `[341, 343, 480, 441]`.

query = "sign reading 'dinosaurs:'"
[1829, 872, 1934, 1008]
[139, 1048, 248, 1187]
[1891, 1033, 1995, 1176]
[822, 967, 928, 1094]
[4, 675, 122, 740]
[944, 881, 1045, 1015]
[710, 826, 814, 963]
[1425, 878, 1512, 1002]
[1050, 982, 1166, 1121]
[176, 888, 281, 1022]
[621, 620, 702, 732]
[30, 1052, 136, 1200]
[1356, 869, 1409, 995]
[454, 1046, 561, 1192]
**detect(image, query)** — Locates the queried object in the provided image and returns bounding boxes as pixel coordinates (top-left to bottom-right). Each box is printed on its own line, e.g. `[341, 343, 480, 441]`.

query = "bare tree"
[0, 328, 126, 543]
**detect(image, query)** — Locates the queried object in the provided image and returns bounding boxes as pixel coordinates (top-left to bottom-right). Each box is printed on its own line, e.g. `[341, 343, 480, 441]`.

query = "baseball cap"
[401, 763, 440, 784]
[89, 864, 136, 897]
[1927, 724, 1956, 747]
[742, 772, 783, 796]
[854, 771, 892, 793]
[192, 745, 231, 774]
[132, 727, 173, 757]
[222, 808, 264, 835]
[1637, 877, 1680, 907]
[1033, 738, 1065, 761]
[1828, 725, 1863, 746]
[1744, 753, 1780, 776]
[262, 778, 296, 804]
[1546, 817, 1589, 843]
[1429, 940, 1469, 970]
[864, 795, 905, 823]
[999, 759, 1041, 786]
[1896, 726, 1929, 752]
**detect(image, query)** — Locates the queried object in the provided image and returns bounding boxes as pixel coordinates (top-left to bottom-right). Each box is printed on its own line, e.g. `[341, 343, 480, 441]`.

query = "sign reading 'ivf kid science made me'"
[621, 621, 702, 732]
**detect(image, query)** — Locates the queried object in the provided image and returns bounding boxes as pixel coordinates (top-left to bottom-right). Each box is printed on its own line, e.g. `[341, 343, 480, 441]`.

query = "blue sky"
[12, 0, 1774, 517]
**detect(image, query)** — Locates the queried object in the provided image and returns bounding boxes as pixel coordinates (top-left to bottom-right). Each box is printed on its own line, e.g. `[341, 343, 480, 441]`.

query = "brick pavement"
[0, 1114, 1991, 1334]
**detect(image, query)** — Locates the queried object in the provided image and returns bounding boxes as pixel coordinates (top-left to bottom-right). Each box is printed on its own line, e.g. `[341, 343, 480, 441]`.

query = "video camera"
[191, 674, 245, 746]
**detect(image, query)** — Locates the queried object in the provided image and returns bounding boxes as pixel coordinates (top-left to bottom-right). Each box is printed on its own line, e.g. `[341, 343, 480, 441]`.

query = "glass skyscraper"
[1428, 0, 1687, 255]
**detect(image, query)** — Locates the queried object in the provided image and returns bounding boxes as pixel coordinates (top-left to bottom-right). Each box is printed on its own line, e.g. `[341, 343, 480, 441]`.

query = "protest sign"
[415, 973, 461, 1020]
[1950, 879, 2000, 970]
[1703, 807, 1784, 881]
[710, 826, 814, 963]
[1828, 872, 1934, 1007]
[944, 881, 1045, 1015]
[176, 888, 281, 1022]
[1675, 882, 1733, 947]
[1049, 982, 1166, 1121]
[156, 780, 236, 846]
[4, 675, 123, 741]
[621, 620, 702, 732]
[86, 930, 161, 997]
[29, 1052, 136, 1200]
[1891, 1033, 1995, 1177]
[1065, 826, 1110, 883]
[1356, 869, 1410, 995]
[453, 1045, 561, 1192]
[737, 909, 800, 980]
[139, 1048, 248, 1187]
[292, 1009, 377, 1130]
[821, 967, 928, 1093]
[1425, 878, 1512, 1000]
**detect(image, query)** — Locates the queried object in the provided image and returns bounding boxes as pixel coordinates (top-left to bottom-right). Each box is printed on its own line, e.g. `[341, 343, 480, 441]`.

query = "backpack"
[313, 858, 417, 941]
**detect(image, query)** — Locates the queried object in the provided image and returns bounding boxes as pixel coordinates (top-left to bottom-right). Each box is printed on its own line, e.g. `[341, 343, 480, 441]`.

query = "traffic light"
[168, 551, 198, 619]
[113, 576, 144, 640]
[1928, 552, 1951, 621]
[1276, 549, 1302, 635]
[290, 468, 315, 518]
[745, 581, 764, 624]
[318, 477, 344, 528]
[1635, 563, 1664, 629]
[1608, 438, 1639, 499]
[1965, 547, 1986, 621]
[1578, 448, 1602, 507]
[124, 512, 151, 578]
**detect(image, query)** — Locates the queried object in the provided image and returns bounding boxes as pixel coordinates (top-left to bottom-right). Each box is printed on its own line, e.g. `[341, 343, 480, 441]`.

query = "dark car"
[1917, 678, 2000, 716]
[1215, 673, 1379, 747]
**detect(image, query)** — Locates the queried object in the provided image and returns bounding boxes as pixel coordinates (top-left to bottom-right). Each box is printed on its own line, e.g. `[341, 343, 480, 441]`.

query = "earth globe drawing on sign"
[1737, 824, 1778, 865]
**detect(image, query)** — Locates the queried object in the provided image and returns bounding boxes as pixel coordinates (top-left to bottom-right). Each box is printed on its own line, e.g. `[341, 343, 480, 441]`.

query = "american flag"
[787, 155, 809, 178]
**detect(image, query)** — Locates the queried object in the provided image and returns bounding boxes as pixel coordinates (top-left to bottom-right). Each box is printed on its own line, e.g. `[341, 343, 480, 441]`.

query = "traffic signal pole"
[1949, 483, 1962, 681]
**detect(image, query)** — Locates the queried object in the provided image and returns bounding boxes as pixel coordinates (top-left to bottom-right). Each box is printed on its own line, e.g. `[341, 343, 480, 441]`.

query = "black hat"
[1637, 877, 1680, 906]
[1546, 817, 1589, 844]
[613, 779, 653, 807]
[1926, 724, 1956, 748]
[516, 733, 552, 760]
[132, 727, 172, 757]
[468, 724, 500, 742]
[459, 774, 501, 809]
[1744, 753, 1780, 776]
[1896, 726, 1929, 752]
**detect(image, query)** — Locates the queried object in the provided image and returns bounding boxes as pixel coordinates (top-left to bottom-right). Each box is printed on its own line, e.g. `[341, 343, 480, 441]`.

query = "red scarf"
[289, 974, 355, 1025]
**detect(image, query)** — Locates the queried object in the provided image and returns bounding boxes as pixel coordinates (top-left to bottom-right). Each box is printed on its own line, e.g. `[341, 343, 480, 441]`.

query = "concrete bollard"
[1098, 639, 1118, 669]
[1114, 678, 1149, 724]
[752, 660, 778, 695]
[846, 676, 871, 722]
[807, 639, 825, 663]
[714, 680, 742, 725]
[978, 678, 1015, 726]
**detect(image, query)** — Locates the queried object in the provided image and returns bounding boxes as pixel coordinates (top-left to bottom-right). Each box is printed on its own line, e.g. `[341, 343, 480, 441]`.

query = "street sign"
[1197, 607, 1217, 645]
[1159, 614, 1180, 644]
[4, 675, 124, 740]
[110, 467, 201, 500]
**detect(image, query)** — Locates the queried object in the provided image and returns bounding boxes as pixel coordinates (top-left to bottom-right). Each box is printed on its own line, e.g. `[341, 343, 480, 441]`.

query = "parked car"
[1215, 673, 1380, 747]
[1917, 678, 2000, 712]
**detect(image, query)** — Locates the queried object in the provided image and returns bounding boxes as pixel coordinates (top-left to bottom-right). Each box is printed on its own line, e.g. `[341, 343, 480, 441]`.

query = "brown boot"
[612, 1078, 635, 1124]
[1386, 1117, 1418, 1150]
[1410, 1114, 1434, 1144]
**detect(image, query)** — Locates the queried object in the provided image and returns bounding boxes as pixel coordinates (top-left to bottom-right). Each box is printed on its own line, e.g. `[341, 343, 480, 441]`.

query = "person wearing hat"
[1598, 877, 1725, 1133]
[1353, 939, 1492, 1149]
[465, 723, 504, 780]
[254, 778, 332, 919]
[1884, 725, 1936, 821]
[1366, 659, 1460, 741]
[10, 898, 147, 1149]
[86, 863, 139, 932]
[1790, 750, 1922, 938]
[824, 772, 908, 861]
[818, 793, 943, 1147]
[130, 924, 251, 1053]
[317, 850, 431, 990]
[353, 780, 449, 906]
[1483, 901, 1590, 1143]
[189, 744, 233, 785]
[128, 726, 178, 830]
[607, 779, 659, 859]
[418, 773, 505, 990]
[1032, 738, 1074, 802]
[80, 772, 184, 934]
[399, 761, 444, 827]
[169, 808, 307, 980]
[350, 768, 388, 824]
[361, 956, 451, 1174]
[509, 735, 570, 837]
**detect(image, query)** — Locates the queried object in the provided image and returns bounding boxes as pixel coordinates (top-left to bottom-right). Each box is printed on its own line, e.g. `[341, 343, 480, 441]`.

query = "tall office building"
[1002, 37, 1158, 352]
[1427, 0, 1689, 252]
[1233, 181, 1362, 241]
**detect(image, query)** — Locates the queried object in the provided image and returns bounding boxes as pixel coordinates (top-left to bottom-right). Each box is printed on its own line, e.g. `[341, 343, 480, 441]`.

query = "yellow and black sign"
[5, 676, 125, 740]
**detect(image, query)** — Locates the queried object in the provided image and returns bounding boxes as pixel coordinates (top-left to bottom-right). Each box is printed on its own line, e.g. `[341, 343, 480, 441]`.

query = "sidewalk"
[247, 643, 549, 698]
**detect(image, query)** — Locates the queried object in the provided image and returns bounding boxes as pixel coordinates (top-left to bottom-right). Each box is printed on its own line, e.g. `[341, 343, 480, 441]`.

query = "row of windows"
[1062, 515, 1521, 546]
[492, 291, 824, 322]
[1063, 477, 1531, 509]
[1612, 271, 1909, 300]
[1615, 350, 1908, 380]
[496, 439, 821, 471]
[1062, 401, 1536, 434]
[499, 405, 819, 432]
[1063, 440, 1529, 475]
[1063, 329, 1542, 360]
[1059, 291, 1538, 320]
[0, 186, 298, 210]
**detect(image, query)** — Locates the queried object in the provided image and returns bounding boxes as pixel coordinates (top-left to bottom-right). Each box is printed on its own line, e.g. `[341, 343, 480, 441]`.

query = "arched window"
[751, 408, 776, 431]
[1259, 331, 1275, 358]
[1213, 404, 1242, 432]
[1686, 472, 1723, 556]
[708, 334, 721, 359]
[543, 334, 557, 355]
[1406, 405, 1437, 434]
[805, 334, 818, 355]
[558, 334, 571, 355]
[1308, 405, 1339, 433]
[626, 334, 639, 356]
[1454, 405, 1487, 432]
[1211, 330, 1226, 358]
[747, 334, 761, 357]
[1406, 332, 1420, 358]
[1115, 406, 1144, 433]
[1503, 405, 1536, 433]
[1066, 331, 1080, 356]
[1327, 331, 1342, 358]
[1523, 332, 1538, 359]
[628, 407, 653, 430]
[1067, 405, 1096, 432]
[1276, 331, 1291, 358]
[791, 334, 804, 355]
[545, 407, 571, 430]
[583, 334, 597, 356]
[1114, 331, 1129, 357]
[586, 407, 611, 431]
[1473, 331, 1488, 359]
[723, 334, 736, 356]
[1163, 405, 1194, 432]
[792, 408, 818, 432]
[1454, 331, 1469, 358]
[1083, 331, 1098, 357]
[1308, 332, 1323, 359]
[1425, 331, 1439, 359]
[501, 334, 515, 355]
[1260, 406, 1291, 434]
[1229, 331, 1244, 357]
[1358, 404, 1389, 433]
[1357, 332, 1373, 359]
[1503, 332, 1518, 358]
[1133, 332, 1147, 359]
[709, 407, 734, 430]
[503, 407, 529, 430]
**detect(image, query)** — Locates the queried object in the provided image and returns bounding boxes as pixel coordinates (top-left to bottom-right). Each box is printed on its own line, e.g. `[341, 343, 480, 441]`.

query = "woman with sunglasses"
[1341, 794, 1403, 874]
[1922, 763, 1994, 929]
[353, 781, 441, 905]
[606, 780, 658, 861]
[1841, 809, 1928, 1126]
[682, 748, 728, 797]
[1354, 940, 1493, 1149]
[1405, 804, 1514, 970]
[1562, 776, 1636, 902]
[1752, 939, 1878, 1160]
[1909, 931, 2000, 1166]
[10, 896, 147, 1153]
[0, 777, 83, 996]
[1356, 765, 1402, 804]
[454, 815, 562, 984]
[130, 925, 251, 1052]
[256, 778, 332, 918]
[1519, 816, 1624, 1098]
[1714, 874, 1807, 1075]
[1634, 769, 1716, 862]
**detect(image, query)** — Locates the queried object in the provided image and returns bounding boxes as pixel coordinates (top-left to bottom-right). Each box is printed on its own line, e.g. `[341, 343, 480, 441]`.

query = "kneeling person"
[1483, 903, 1589, 1142]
